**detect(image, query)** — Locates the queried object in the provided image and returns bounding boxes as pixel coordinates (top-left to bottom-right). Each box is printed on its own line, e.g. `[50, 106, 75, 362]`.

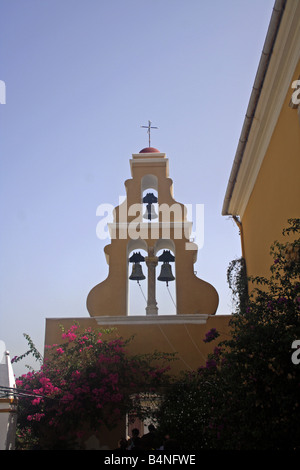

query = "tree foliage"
[156, 219, 300, 450]
[14, 326, 174, 449]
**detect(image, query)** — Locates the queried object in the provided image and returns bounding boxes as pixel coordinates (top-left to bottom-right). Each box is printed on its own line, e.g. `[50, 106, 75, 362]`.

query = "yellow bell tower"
[87, 146, 219, 318]
[45, 143, 231, 448]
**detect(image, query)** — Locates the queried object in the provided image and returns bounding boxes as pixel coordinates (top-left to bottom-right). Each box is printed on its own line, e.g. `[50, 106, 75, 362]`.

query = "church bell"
[143, 192, 158, 221]
[129, 252, 146, 282]
[157, 262, 175, 286]
[157, 250, 175, 286]
[129, 262, 146, 281]
[143, 203, 158, 221]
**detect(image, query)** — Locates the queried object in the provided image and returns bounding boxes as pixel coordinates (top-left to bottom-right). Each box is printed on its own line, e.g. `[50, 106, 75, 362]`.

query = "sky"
[0, 0, 275, 376]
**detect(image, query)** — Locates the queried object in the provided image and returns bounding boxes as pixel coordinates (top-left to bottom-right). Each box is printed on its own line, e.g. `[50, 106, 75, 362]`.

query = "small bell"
[129, 262, 146, 281]
[157, 262, 175, 286]
[143, 192, 158, 221]
[143, 203, 158, 221]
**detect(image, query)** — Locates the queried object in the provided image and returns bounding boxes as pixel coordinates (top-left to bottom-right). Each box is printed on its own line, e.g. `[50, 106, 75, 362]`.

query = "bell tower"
[86, 147, 219, 317]
[45, 143, 230, 450]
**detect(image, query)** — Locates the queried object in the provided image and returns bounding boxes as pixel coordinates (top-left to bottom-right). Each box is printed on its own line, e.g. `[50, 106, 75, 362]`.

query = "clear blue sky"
[0, 0, 275, 376]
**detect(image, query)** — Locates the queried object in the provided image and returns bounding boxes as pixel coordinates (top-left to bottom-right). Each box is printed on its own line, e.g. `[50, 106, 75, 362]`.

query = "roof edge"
[222, 0, 287, 216]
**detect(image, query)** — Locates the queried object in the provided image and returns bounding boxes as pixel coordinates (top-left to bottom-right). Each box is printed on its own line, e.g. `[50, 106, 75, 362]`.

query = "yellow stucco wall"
[44, 314, 231, 449]
[45, 315, 231, 376]
[242, 61, 300, 280]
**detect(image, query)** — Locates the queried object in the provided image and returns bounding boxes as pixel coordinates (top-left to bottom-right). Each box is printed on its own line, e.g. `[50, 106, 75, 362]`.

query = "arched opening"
[127, 239, 148, 315]
[154, 240, 177, 315]
[127, 238, 177, 316]
[141, 175, 158, 223]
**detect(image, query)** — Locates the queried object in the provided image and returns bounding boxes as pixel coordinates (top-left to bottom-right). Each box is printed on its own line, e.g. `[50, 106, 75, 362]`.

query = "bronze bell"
[143, 203, 158, 221]
[129, 262, 146, 281]
[157, 262, 175, 286]
[143, 192, 158, 221]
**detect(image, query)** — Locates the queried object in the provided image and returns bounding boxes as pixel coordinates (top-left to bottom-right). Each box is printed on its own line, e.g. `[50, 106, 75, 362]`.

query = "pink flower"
[71, 370, 81, 379]
[34, 413, 45, 422]
[61, 392, 75, 403]
[62, 325, 78, 342]
[32, 397, 42, 406]
[203, 328, 220, 343]
[27, 413, 45, 422]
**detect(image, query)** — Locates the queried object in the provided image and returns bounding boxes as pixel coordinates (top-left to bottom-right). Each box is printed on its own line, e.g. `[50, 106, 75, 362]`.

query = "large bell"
[157, 262, 175, 286]
[129, 262, 146, 281]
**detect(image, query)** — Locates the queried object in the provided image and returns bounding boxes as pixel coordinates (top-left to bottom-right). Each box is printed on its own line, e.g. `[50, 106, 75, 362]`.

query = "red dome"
[139, 147, 160, 153]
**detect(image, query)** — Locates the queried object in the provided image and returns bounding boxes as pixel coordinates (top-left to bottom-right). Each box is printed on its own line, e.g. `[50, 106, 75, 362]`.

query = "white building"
[0, 342, 18, 450]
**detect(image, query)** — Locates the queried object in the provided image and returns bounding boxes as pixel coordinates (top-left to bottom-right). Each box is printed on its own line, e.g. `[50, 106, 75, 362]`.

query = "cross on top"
[140, 120, 158, 147]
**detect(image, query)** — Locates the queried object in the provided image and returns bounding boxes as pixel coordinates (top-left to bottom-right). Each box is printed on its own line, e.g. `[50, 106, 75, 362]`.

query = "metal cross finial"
[141, 120, 158, 147]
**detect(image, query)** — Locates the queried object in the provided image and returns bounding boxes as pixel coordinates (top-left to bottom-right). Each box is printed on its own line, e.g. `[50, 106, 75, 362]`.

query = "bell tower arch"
[86, 147, 219, 317]
[127, 239, 148, 316]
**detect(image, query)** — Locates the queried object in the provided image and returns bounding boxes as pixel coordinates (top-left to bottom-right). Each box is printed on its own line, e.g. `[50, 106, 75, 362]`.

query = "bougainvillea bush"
[14, 326, 174, 449]
[156, 219, 300, 450]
